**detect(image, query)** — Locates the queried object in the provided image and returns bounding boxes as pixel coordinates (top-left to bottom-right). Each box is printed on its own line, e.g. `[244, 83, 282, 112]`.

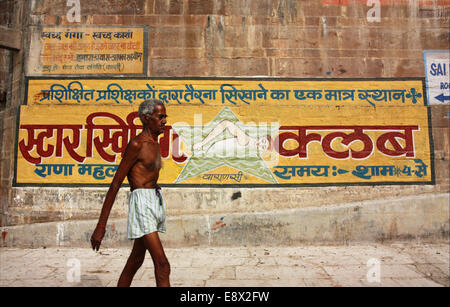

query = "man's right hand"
[90, 226, 106, 251]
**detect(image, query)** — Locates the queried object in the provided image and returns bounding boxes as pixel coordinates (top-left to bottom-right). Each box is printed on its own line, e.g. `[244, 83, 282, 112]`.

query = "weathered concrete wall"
[0, 0, 449, 246]
[1, 0, 27, 229]
[2, 193, 449, 248]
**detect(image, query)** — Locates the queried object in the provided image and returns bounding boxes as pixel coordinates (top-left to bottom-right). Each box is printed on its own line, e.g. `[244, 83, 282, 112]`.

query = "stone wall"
[0, 0, 449, 246]
[1, 0, 26, 228]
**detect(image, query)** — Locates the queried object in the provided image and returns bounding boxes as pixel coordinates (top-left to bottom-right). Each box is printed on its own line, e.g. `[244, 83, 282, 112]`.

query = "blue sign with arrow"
[424, 51, 450, 105]
[435, 93, 450, 103]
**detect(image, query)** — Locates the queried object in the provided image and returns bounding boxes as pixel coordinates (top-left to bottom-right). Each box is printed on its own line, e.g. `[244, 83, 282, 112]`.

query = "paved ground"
[0, 241, 448, 287]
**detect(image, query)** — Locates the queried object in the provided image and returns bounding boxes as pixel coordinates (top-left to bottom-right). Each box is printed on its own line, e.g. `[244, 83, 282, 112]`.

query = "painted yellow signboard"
[15, 78, 434, 186]
[27, 26, 147, 75]
[27, 78, 424, 107]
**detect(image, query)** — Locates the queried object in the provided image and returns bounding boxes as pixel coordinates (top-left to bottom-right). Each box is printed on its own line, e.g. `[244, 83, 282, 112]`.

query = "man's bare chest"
[138, 143, 161, 170]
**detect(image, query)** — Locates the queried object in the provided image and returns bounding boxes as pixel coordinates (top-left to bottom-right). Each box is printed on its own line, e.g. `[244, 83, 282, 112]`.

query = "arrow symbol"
[435, 93, 450, 103]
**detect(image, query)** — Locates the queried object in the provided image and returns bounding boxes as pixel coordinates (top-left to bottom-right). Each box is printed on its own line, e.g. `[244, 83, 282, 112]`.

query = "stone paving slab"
[0, 242, 448, 287]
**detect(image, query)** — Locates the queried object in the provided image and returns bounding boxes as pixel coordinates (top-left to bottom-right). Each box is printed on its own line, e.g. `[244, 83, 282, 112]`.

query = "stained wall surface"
[0, 0, 449, 247]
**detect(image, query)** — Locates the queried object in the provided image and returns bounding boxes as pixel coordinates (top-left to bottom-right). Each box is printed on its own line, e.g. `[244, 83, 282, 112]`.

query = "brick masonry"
[0, 0, 449, 245]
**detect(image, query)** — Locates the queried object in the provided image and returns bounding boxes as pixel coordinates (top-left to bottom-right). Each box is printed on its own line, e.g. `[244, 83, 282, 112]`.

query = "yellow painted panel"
[15, 93, 433, 185]
[27, 79, 425, 107]
[27, 26, 146, 75]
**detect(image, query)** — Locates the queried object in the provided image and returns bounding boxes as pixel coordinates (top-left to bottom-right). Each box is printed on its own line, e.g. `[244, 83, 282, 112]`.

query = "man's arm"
[90, 139, 140, 251]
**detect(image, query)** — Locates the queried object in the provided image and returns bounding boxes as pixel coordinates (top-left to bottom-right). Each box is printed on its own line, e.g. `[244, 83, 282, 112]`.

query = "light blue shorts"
[127, 188, 166, 240]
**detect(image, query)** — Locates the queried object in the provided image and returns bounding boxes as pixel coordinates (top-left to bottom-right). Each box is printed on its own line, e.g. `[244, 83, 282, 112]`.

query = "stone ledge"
[1, 193, 448, 248]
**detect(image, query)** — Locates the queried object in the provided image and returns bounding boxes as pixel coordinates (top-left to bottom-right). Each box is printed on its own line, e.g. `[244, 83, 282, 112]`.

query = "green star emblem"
[172, 107, 279, 184]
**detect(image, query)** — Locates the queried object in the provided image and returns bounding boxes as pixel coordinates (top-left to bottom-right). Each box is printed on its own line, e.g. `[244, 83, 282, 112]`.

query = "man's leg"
[117, 237, 146, 287]
[141, 232, 170, 287]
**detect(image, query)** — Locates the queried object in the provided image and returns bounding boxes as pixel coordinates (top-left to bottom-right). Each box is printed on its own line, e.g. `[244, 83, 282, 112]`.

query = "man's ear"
[142, 113, 151, 122]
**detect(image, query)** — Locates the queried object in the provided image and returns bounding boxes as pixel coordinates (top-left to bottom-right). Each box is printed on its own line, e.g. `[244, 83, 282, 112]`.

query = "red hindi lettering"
[19, 126, 53, 164]
[172, 132, 187, 163]
[19, 125, 84, 164]
[276, 125, 417, 160]
[85, 112, 130, 162]
[158, 125, 188, 163]
[322, 131, 351, 159]
[126, 112, 142, 140]
[159, 126, 171, 159]
[376, 126, 418, 157]
[321, 128, 373, 159]
[277, 126, 321, 158]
